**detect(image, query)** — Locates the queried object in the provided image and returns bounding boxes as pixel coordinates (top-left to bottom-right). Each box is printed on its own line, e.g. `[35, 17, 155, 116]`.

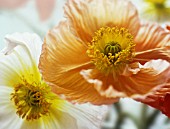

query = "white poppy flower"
[0, 33, 108, 129]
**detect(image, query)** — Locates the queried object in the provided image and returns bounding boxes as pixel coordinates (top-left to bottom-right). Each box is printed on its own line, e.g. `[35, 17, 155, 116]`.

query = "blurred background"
[0, 0, 170, 129]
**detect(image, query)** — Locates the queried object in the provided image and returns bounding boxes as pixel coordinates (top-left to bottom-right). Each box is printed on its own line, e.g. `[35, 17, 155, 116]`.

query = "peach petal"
[64, 0, 140, 43]
[39, 21, 117, 104]
[135, 46, 170, 64]
[135, 22, 170, 64]
[80, 60, 170, 99]
[135, 82, 170, 118]
[135, 22, 170, 51]
[80, 69, 126, 99]
[134, 23, 170, 64]
[121, 60, 170, 96]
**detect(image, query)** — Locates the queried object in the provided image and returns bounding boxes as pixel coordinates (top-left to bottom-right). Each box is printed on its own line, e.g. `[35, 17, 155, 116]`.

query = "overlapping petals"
[135, 79, 170, 117]
[81, 60, 170, 98]
[135, 22, 170, 64]
[0, 33, 42, 87]
[0, 33, 108, 129]
[64, 0, 140, 43]
[39, 21, 117, 104]
[39, 0, 170, 105]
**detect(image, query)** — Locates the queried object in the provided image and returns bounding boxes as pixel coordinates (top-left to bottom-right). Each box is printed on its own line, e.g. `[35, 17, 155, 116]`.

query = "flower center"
[104, 42, 121, 56]
[87, 27, 135, 74]
[11, 75, 55, 121]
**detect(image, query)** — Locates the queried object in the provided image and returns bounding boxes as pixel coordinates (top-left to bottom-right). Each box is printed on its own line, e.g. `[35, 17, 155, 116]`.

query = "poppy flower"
[0, 33, 107, 129]
[39, 0, 170, 105]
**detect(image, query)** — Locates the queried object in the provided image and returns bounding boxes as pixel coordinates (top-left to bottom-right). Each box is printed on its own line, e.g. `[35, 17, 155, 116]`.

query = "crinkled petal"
[42, 105, 79, 129]
[49, 110, 78, 129]
[39, 21, 117, 104]
[2, 32, 42, 65]
[0, 33, 42, 86]
[54, 101, 108, 129]
[21, 96, 108, 129]
[80, 69, 126, 99]
[135, 22, 170, 64]
[20, 109, 77, 129]
[81, 60, 170, 99]
[0, 86, 23, 129]
[135, 82, 170, 118]
[64, 0, 140, 43]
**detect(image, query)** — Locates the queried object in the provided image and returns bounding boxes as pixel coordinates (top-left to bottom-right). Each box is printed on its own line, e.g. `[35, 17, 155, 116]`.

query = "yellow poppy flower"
[39, 0, 170, 105]
[0, 33, 107, 129]
[131, 0, 170, 22]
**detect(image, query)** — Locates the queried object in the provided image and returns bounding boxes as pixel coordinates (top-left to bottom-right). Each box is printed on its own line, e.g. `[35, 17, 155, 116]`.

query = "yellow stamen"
[11, 75, 55, 121]
[87, 27, 135, 74]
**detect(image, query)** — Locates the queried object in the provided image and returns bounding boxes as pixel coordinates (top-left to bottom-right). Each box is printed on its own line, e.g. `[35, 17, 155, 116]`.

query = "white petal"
[0, 55, 22, 86]
[20, 107, 78, 129]
[0, 86, 23, 129]
[42, 109, 78, 129]
[2, 32, 42, 65]
[20, 120, 41, 129]
[140, 59, 170, 73]
[38, 100, 108, 129]
[0, 33, 42, 86]
[60, 102, 108, 129]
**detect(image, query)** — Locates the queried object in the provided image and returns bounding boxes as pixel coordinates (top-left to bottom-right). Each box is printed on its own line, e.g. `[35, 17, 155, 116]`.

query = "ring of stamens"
[87, 27, 135, 74]
[11, 75, 55, 121]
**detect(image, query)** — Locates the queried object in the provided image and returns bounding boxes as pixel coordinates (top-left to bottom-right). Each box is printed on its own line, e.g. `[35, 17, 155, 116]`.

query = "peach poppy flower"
[39, 0, 170, 105]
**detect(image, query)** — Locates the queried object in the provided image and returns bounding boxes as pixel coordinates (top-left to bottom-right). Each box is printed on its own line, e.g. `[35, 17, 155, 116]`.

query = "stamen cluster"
[11, 75, 54, 121]
[87, 27, 135, 74]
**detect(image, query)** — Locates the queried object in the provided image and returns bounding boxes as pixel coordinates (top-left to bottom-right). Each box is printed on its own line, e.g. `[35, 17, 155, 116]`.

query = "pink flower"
[0, 0, 56, 21]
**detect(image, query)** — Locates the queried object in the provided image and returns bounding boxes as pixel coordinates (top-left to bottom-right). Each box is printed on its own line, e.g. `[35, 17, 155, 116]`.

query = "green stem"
[138, 104, 160, 129]
[112, 103, 160, 129]
[145, 109, 160, 129]
[113, 103, 123, 129]
[139, 104, 148, 129]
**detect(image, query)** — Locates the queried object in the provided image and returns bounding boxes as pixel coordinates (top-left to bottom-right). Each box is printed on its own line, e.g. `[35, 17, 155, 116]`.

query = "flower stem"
[138, 104, 160, 129]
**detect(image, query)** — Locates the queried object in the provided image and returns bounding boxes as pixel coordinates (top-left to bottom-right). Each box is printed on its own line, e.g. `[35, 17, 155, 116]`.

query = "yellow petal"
[64, 0, 140, 43]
